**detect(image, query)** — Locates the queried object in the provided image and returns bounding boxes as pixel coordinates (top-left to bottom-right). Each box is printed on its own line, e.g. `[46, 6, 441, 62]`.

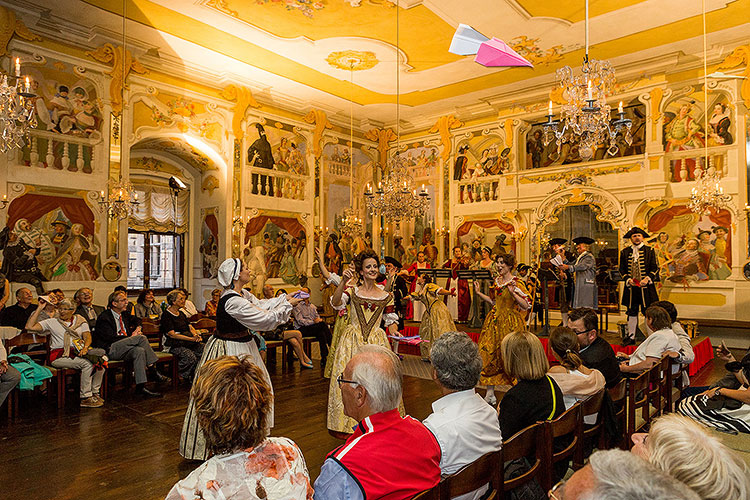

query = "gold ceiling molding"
[202, 0, 238, 18]
[86, 43, 149, 116]
[325, 50, 379, 71]
[503, 119, 514, 150]
[648, 87, 664, 142]
[520, 162, 641, 184]
[508, 36, 562, 67]
[428, 115, 462, 162]
[717, 44, 750, 108]
[220, 84, 261, 140]
[0, 6, 41, 57]
[364, 127, 396, 165]
[303, 110, 333, 160]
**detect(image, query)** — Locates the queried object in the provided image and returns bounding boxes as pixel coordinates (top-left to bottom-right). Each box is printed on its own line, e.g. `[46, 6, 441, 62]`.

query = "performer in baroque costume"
[472, 253, 531, 406]
[442, 246, 470, 322]
[550, 238, 575, 325]
[405, 250, 430, 321]
[406, 274, 456, 360]
[559, 236, 598, 310]
[327, 249, 402, 436]
[179, 258, 302, 460]
[618, 227, 659, 345]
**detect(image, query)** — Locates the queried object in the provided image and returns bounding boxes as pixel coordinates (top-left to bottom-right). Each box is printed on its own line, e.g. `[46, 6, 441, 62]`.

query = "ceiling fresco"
[131, 136, 218, 173]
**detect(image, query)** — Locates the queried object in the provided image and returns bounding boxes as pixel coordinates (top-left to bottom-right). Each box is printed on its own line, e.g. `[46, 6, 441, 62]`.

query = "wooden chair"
[439, 450, 502, 500]
[265, 339, 288, 371]
[539, 402, 582, 491]
[573, 389, 605, 469]
[500, 423, 544, 498]
[666, 356, 688, 413]
[626, 369, 651, 444]
[411, 482, 441, 500]
[607, 378, 627, 449]
[192, 318, 216, 336]
[4, 333, 56, 417]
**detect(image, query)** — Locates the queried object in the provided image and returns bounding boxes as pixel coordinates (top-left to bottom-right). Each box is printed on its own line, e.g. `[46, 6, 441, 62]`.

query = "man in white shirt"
[423, 331, 502, 500]
[620, 305, 680, 374]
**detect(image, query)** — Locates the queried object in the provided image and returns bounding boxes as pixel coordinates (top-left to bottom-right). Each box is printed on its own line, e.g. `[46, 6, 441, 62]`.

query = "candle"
[421, 183, 425, 192]
[134, 192, 138, 201]
[24, 76, 30, 94]
[100, 190, 105, 199]
[378, 181, 382, 190]
[618, 101, 623, 114]
[366, 182, 371, 193]
[2, 194, 6, 200]
[587, 80, 593, 100]
[548, 100, 553, 116]
[15, 58, 20, 77]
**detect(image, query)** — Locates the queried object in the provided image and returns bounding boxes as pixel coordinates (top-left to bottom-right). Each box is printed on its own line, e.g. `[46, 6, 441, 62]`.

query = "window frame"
[127, 228, 184, 293]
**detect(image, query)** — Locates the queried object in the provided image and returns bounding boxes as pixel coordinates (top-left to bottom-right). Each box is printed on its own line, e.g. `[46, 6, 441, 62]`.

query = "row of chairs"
[414, 354, 688, 498]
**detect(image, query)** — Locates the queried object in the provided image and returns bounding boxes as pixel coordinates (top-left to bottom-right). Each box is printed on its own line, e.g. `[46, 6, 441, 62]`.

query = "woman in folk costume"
[406, 273, 456, 360]
[472, 252, 532, 406]
[327, 249, 402, 436]
[179, 258, 302, 460]
[315, 248, 352, 379]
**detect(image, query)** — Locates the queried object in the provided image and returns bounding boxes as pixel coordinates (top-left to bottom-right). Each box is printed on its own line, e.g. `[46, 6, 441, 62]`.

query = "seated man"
[314, 345, 441, 500]
[0, 288, 34, 329]
[0, 340, 21, 408]
[423, 331, 502, 500]
[292, 287, 332, 367]
[652, 300, 695, 383]
[619, 305, 680, 374]
[93, 290, 169, 397]
[74, 287, 105, 332]
[568, 307, 622, 388]
[560, 448, 699, 500]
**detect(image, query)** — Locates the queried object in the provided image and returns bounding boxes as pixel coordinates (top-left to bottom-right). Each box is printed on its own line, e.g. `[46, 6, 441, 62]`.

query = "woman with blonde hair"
[167, 356, 312, 500]
[631, 413, 750, 500]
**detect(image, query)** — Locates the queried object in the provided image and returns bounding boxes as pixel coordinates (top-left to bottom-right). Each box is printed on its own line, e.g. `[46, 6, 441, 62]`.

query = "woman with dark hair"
[406, 273, 456, 360]
[160, 289, 204, 382]
[168, 356, 312, 500]
[134, 289, 160, 319]
[327, 249, 401, 435]
[472, 252, 531, 405]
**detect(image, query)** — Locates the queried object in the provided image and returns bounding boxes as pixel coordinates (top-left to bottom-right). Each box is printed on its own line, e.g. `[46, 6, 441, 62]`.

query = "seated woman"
[134, 289, 161, 319]
[203, 288, 221, 318]
[160, 289, 205, 382]
[167, 355, 313, 500]
[25, 298, 108, 408]
[547, 326, 605, 424]
[631, 413, 750, 500]
[266, 289, 312, 369]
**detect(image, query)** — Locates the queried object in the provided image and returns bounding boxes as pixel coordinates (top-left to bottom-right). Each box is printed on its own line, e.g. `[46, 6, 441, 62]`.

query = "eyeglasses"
[336, 374, 359, 387]
[548, 479, 566, 500]
[572, 328, 592, 335]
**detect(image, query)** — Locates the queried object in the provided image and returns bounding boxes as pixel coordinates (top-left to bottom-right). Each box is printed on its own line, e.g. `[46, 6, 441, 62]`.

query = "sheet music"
[550, 254, 564, 267]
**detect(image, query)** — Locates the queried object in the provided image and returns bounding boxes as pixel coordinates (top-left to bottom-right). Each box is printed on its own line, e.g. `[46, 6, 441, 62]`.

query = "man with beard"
[247, 123, 275, 196]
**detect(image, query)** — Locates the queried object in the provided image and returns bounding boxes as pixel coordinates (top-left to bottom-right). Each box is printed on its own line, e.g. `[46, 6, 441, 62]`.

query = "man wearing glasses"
[568, 307, 621, 389]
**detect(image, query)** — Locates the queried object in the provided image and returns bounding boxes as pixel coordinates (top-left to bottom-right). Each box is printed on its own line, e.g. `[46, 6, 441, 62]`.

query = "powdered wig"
[351, 344, 402, 413]
[646, 414, 750, 500]
[191, 355, 272, 455]
[501, 330, 549, 381]
[430, 331, 482, 391]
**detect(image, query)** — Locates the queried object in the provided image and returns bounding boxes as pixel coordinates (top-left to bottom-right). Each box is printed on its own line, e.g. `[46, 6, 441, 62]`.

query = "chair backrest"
[4, 332, 50, 361]
[574, 389, 605, 469]
[192, 317, 216, 332]
[627, 369, 651, 437]
[540, 402, 582, 490]
[440, 450, 502, 500]
[501, 423, 543, 494]
[607, 377, 628, 449]
[140, 319, 162, 350]
[666, 356, 687, 412]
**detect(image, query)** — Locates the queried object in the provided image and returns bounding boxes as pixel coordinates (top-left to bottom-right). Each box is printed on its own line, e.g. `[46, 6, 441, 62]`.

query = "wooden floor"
[1, 342, 728, 500]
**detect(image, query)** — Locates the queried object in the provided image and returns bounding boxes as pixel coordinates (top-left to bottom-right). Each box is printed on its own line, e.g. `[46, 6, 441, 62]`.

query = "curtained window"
[129, 182, 189, 234]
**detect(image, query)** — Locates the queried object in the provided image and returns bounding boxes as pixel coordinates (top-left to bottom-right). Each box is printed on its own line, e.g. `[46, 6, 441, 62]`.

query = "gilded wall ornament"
[220, 84, 261, 140]
[303, 109, 333, 159]
[325, 50, 379, 71]
[364, 127, 397, 166]
[86, 44, 149, 116]
[717, 44, 750, 108]
[428, 114, 462, 162]
[0, 6, 41, 57]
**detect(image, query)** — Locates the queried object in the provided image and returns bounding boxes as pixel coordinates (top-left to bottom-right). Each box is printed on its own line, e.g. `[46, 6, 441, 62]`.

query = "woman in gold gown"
[473, 252, 532, 406]
[407, 274, 457, 359]
[327, 249, 401, 435]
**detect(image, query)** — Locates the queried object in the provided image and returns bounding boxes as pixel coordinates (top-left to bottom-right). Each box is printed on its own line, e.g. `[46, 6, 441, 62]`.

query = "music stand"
[537, 268, 559, 336]
[457, 269, 493, 328]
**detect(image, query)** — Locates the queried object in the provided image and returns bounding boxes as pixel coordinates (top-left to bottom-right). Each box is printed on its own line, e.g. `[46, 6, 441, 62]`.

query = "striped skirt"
[677, 394, 750, 434]
[179, 335, 274, 460]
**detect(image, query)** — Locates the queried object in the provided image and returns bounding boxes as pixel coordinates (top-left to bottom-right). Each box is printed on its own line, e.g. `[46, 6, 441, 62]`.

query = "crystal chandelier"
[689, 168, 731, 215]
[542, 0, 631, 162]
[337, 207, 363, 235]
[98, 176, 139, 220]
[0, 58, 37, 153]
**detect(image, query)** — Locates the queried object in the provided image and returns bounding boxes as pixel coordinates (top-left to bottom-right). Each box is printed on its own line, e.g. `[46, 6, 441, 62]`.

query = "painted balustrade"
[20, 129, 100, 173]
[247, 165, 307, 201]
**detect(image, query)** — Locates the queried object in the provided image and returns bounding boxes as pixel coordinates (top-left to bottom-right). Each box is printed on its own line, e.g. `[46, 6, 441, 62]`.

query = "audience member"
[619, 305, 680, 374]
[558, 448, 699, 500]
[314, 345, 441, 500]
[37, 293, 57, 321]
[0, 288, 34, 329]
[134, 289, 160, 319]
[423, 332, 502, 500]
[0, 339, 21, 407]
[261, 283, 312, 368]
[292, 286, 332, 367]
[160, 289, 204, 382]
[652, 300, 695, 384]
[113, 286, 136, 316]
[203, 288, 221, 317]
[498, 330, 564, 440]
[74, 287, 104, 332]
[49, 288, 65, 301]
[631, 414, 750, 500]
[166, 356, 312, 500]
[25, 298, 107, 407]
[179, 288, 199, 318]
[93, 290, 169, 397]
[568, 307, 622, 388]
[547, 326, 605, 424]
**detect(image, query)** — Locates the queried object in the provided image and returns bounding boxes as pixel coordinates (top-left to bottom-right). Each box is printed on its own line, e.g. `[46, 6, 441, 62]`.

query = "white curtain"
[129, 182, 189, 233]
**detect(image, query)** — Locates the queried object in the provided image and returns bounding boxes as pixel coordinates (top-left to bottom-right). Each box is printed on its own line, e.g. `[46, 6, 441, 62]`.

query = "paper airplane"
[449, 24, 533, 68]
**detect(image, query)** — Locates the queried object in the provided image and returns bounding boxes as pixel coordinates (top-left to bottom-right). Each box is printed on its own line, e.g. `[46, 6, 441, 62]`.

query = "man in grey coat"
[560, 236, 598, 310]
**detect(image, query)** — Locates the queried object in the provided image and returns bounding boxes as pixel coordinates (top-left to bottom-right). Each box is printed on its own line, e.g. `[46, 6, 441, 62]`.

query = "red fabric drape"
[6, 193, 95, 235]
[205, 214, 218, 239]
[456, 220, 517, 255]
[244, 216, 305, 245]
[647, 205, 731, 266]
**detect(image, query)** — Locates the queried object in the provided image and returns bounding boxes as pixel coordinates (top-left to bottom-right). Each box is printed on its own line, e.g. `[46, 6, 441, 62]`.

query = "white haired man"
[315, 344, 441, 500]
[423, 331, 502, 500]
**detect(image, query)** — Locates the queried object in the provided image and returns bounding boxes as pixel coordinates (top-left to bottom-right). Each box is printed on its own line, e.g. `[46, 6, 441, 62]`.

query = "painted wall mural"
[0, 192, 101, 292]
[132, 92, 223, 143]
[455, 220, 517, 265]
[646, 204, 732, 285]
[525, 101, 645, 169]
[200, 209, 219, 279]
[243, 213, 307, 291]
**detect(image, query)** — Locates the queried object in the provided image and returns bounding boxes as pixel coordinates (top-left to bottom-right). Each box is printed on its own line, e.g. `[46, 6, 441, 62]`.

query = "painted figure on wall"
[244, 215, 307, 285]
[664, 102, 705, 182]
[200, 213, 219, 279]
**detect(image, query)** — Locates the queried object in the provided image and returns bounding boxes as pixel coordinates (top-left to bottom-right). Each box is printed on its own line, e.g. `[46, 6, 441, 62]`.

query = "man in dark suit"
[568, 307, 622, 389]
[93, 290, 168, 397]
[618, 227, 659, 345]
[74, 287, 105, 332]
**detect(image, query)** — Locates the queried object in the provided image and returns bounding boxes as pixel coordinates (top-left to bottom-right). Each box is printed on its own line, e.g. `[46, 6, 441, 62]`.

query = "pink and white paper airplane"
[449, 24, 533, 68]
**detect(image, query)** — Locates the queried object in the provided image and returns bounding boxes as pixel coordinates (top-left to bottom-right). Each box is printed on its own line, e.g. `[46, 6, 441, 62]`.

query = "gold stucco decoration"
[86, 44, 149, 116]
[326, 50, 379, 71]
[717, 44, 750, 108]
[509, 36, 562, 66]
[220, 84, 261, 140]
[364, 127, 397, 165]
[649, 87, 664, 142]
[428, 115, 462, 162]
[202, 175, 220, 195]
[303, 109, 333, 160]
[0, 6, 41, 58]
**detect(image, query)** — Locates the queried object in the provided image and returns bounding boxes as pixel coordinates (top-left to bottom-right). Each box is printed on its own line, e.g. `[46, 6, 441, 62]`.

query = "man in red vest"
[314, 345, 441, 500]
